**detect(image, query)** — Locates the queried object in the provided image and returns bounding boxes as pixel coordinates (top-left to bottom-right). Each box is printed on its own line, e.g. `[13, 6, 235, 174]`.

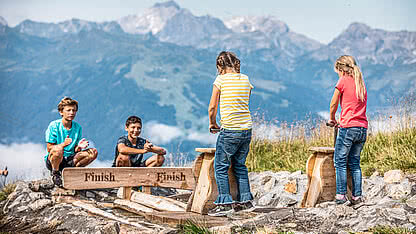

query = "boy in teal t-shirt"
[45, 97, 98, 187]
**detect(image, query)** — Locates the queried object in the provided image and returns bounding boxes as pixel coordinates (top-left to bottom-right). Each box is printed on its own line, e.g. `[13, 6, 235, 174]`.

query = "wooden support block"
[122, 187, 132, 200]
[143, 186, 151, 194]
[186, 153, 204, 212]
[114, 199, 156, 213]
[304, 155, 326, 207]
[190, 149, 238, 214]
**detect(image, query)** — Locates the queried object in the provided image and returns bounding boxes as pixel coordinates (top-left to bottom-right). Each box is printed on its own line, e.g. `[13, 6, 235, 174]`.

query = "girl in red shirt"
[328, 55, 367, 205]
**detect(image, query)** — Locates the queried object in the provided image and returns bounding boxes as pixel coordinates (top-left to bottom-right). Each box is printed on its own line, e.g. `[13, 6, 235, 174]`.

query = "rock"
[384, 170, 404, 184]
[409, 214, 416, 224]
[386, 180, 412, 200]
[284, 179, 297, 194]
[29, 199, 52, 211]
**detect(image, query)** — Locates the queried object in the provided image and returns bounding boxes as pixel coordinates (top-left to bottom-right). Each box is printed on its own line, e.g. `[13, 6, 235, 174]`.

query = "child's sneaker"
[207, 204, 234, 217]
[351, 197, 363, 206]
[235, 201, 256, 212]
[51, 170, 63, 187]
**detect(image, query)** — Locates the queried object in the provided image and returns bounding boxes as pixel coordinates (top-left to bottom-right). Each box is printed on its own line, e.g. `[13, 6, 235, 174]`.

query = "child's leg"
[115, 153, 131, 167]
[230, 130, 253, 203]
[145, 154, 165, 167]
[347, 128, 367, 197]
[48, 145, 64, 171]
[213, 131, 234, 205]
[74, 148, 98, 167]
[334, 128, 353, 196]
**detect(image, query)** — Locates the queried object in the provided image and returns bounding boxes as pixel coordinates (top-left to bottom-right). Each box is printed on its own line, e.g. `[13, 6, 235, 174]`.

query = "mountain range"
[0, 1, 415, 163]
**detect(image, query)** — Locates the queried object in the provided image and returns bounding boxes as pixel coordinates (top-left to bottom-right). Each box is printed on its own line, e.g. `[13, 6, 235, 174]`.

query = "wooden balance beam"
[300, 147, 352, 207]
[62, 148, 238, 215]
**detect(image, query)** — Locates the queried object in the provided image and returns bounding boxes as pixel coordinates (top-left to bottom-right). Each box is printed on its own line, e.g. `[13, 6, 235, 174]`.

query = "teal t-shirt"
[44, 119, 82, 161]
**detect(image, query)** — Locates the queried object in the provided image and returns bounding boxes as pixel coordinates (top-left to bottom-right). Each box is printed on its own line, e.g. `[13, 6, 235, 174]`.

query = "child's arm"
[208, 85, 220, 132]
[117, 143, 148, 155]
[329, 89, 341, 124]
[147, 144, 166, 155]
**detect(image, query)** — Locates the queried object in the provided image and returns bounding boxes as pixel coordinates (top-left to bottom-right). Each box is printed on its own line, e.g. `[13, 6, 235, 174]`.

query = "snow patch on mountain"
[117, 1, 181, 34]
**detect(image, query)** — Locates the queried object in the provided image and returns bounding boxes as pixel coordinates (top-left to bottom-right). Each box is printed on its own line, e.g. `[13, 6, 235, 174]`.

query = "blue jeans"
[334, 127, 367, 197]
[214, 129, 254, 205]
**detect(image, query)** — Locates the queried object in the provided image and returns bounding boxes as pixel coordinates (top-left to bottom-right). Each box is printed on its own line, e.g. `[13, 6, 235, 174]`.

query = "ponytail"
[353, 65, 366, 102]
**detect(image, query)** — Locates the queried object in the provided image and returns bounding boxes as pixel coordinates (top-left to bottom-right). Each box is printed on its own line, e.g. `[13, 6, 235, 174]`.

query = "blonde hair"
[57, 97, 78, 112]
[334, 55, 366, 101]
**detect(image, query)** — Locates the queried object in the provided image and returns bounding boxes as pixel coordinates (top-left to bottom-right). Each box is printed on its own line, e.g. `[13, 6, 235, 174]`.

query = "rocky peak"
[225, 16, 289, 35]
[117, 0, 181, 35]
[153, 0, 181, 10]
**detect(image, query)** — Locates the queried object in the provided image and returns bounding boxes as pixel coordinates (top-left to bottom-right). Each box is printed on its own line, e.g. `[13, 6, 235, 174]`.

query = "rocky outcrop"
[1, 170, 415, 233]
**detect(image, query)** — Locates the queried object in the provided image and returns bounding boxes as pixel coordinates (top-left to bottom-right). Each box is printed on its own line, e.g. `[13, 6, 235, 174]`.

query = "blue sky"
[0, 0, 415, 44]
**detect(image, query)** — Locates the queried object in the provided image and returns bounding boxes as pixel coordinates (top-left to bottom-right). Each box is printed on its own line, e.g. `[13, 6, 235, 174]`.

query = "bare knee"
[116, 154, 130, 167]
[49, 146, 64, 161]
[157, 154, 165, 166]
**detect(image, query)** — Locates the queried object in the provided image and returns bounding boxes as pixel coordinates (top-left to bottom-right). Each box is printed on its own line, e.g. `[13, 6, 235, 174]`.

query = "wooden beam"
[62, 167, 195, 190]
[72, 200, 164, 231]
[127, 191, 186, 212]
[114, 199, 155, 213]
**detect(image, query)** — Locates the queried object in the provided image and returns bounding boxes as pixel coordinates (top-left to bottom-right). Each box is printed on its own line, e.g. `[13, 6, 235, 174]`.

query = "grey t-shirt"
[112, 135, 147, 167]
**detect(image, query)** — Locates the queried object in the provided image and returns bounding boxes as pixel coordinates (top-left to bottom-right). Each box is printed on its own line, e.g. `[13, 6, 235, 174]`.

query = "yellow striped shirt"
[214, 73, 253, 130]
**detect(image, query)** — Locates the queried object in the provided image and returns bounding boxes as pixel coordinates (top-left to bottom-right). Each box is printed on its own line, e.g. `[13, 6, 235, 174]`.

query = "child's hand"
[78, 138, 89, 150]
[63, 135, 72, 146]
[327, 119, 338, 127]
[144, 141, 153, 152]
[209, 123, 220, 133]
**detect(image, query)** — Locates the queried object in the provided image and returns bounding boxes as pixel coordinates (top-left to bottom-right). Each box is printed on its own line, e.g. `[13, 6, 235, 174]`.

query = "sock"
[352, 196, 361, 201]
[336, 194, 345, 200]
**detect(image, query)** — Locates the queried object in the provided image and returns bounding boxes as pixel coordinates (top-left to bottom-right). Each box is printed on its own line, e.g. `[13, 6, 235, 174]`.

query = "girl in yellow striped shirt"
[207, 51, 255, 216]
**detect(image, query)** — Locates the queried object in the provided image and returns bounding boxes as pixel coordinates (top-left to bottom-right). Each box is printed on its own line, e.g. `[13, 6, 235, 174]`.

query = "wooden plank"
[320, 186, 336, 201]
[114, 199, 155, 213]
[144, 211, 229, 227]
[195, 148, 216, 153]
[309, 147, 335, 153]
[72, 201, 164, 231]
[62, 167, 195, 190]
[129, 191, 186, 212]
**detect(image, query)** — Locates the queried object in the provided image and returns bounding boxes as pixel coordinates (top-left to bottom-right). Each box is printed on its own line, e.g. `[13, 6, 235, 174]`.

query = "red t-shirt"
[336, 75, 368, 128]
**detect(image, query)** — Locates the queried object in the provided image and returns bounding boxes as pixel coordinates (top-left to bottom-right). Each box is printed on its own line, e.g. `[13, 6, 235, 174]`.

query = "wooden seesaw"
[62, 148, 238, 215]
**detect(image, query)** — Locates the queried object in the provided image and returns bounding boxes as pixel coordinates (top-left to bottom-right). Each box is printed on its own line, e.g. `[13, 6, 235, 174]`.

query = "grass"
[247, 94, 416, 176]
[368, 225, 416, 234]
[0, 183, 16, 202]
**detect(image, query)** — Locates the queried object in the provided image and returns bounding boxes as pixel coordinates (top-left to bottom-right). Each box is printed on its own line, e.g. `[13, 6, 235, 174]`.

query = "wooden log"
[114, 199, 155, 213]
[128, 191, 186, 212]
[72, 201, 163, 231]
[144, 211, 229, 227]
[62, 167, 195, 190]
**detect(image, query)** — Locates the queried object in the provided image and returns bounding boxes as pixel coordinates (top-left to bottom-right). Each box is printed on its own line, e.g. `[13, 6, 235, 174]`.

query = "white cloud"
[0, 143, 49, 183]
[187, 132, 217, 145]
[143, 122, 184, 144]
